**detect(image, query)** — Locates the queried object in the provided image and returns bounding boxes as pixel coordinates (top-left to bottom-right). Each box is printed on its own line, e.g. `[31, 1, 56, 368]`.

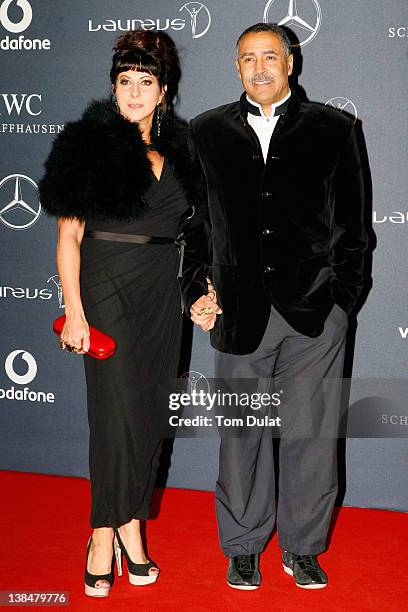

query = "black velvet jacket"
[39, 99, 203, 229]
[182, 93, 368, 354]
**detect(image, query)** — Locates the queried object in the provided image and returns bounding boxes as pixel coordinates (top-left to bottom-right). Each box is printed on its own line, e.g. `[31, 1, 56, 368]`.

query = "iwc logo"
[0, 93, 64, 135]
[263, 0, 321, 47]
[0, 92, 41, 116]
[0, 174, 41, 230]
[0, 0, 50, 50]
[1, 349, 55, 403]
[325, 97, 358, 124]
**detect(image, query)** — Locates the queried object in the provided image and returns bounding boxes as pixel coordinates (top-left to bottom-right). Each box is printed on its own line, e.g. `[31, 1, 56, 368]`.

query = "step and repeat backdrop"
[1, 0, 407, 510]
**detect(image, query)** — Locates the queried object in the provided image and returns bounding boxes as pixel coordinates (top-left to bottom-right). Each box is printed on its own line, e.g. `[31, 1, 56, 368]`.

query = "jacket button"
[264, 265, 275, 273]
[261, 192, 272, 198]
[262, 228, 273, 236]
[252, 153, 261, 160]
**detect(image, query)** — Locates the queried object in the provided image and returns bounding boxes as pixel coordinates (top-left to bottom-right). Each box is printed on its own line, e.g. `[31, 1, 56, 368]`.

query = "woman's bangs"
[116, 50, 159, 77]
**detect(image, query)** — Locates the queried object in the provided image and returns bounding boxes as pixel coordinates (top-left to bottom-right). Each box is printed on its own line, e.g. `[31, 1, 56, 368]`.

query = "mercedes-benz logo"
[180, 2, 211, 39]
[325, 97, 358, 123]
[0, 174, 41, 230]
[263, 0, 322, 47]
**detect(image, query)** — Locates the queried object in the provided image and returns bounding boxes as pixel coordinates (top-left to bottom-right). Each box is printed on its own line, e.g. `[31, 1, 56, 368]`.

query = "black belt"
[84, 230, 175, 244]
[84, 230, 186, 278]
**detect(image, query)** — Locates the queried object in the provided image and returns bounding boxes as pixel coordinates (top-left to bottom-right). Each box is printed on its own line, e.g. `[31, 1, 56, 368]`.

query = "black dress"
[80, 158, 188, 528]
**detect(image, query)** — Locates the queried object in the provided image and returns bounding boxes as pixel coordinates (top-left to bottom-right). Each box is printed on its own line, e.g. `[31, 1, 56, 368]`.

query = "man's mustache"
[249, 72, 275, 84]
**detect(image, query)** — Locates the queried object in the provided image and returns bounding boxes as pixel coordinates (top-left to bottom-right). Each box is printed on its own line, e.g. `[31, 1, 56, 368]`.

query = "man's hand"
[190, 279, 222, 332]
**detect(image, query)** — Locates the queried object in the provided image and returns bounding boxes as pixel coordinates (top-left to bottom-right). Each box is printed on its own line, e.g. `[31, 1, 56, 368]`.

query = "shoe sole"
[227, 581, 259, 590]
[128, 571, 159, 586]
[84, 584, 111, 597]
[282, 564, 327, 589]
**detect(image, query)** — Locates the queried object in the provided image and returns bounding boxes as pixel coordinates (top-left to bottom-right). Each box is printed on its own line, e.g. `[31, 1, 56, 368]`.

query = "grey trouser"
[215, 303, 348, 557]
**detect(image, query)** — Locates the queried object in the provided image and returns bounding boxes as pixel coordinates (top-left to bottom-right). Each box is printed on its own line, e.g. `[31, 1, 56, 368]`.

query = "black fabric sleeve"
[330, 121, 369, 313]
[178, 122, 212, 315]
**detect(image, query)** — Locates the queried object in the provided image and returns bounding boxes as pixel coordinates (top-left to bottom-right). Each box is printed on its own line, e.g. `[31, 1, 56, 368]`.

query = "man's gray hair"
[236, 23, 292, 58]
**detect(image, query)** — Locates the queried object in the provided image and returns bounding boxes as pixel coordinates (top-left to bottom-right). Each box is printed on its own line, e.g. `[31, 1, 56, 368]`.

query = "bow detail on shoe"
[236, 555, 253, 572]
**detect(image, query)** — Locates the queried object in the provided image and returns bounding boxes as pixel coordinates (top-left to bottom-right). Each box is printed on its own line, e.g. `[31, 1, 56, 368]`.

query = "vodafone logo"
[0, 0, 51, 50]
[0, 0, 32, 33]
[5, 349, 37, 384]
[1, 349, 55, 403]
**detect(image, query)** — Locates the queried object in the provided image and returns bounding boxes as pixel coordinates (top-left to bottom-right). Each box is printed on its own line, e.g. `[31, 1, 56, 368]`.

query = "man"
[182, 23, 368, 590]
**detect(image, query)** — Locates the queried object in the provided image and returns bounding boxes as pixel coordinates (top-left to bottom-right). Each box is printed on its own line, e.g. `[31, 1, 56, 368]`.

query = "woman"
[39, 30, 203, 597]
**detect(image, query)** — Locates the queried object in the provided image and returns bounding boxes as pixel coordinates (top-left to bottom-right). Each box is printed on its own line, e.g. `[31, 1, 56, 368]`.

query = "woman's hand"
[61, 313, 90, 354]
[56, 217, 87, 353]
[190, 278, 222, 332]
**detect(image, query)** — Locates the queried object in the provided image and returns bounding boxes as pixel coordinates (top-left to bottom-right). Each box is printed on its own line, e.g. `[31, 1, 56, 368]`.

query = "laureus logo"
[88, 2, 211, 39]
[0, 0, 32, 33]
[0, 174, 41, 230]
[179, 2, 211, 39]
[325, 97, 358, 123]
[47, 275, 64, 309]
[263, 0, 321, 47]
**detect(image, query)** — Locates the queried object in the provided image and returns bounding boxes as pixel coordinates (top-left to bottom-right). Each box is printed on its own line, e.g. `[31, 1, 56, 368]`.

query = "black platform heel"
[84, 538, 115, 597]
[114, 529, 159, 586]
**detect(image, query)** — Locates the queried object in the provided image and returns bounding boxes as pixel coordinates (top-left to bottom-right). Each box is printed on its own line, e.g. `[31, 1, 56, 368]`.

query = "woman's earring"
[156, 105, 162, 138]
[112, 92, 120, 114]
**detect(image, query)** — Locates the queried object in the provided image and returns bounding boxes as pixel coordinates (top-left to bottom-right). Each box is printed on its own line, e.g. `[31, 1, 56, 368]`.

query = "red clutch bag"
[53, 315, 117, 360]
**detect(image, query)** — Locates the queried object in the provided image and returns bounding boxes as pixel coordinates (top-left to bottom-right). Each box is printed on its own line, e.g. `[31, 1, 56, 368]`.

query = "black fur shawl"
[39, 99, 202, 223]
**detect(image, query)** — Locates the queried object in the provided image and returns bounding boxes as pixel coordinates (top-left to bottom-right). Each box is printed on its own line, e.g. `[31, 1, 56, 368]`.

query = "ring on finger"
[198, 306, 214, 315]
[59, 338, 68, 351]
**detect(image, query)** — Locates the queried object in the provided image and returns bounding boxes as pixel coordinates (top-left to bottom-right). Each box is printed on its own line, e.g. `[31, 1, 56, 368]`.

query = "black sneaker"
[227, 554, 261, 590]
[282, 551, 328, 589]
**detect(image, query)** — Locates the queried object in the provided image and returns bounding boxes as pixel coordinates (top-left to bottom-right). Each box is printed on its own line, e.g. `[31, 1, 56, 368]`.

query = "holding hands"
[190, 278, 222, 332]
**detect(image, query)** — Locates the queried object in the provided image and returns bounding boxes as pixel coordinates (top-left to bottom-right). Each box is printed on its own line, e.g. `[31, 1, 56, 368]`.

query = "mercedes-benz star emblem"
[325, 97, 358, 123]
[263, 0, 322, 47]
[0, 174, 41, 230]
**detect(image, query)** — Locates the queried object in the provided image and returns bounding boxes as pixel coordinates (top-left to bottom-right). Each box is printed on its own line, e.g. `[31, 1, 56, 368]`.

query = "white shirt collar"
[246, 90, 292, 121]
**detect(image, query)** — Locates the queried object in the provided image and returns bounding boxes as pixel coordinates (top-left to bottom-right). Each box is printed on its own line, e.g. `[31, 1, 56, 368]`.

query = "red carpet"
[0, 471, 407, 611]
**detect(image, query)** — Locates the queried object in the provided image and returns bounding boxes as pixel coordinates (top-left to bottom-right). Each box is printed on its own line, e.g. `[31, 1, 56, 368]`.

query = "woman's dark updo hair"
[110, 30, 181, 112]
